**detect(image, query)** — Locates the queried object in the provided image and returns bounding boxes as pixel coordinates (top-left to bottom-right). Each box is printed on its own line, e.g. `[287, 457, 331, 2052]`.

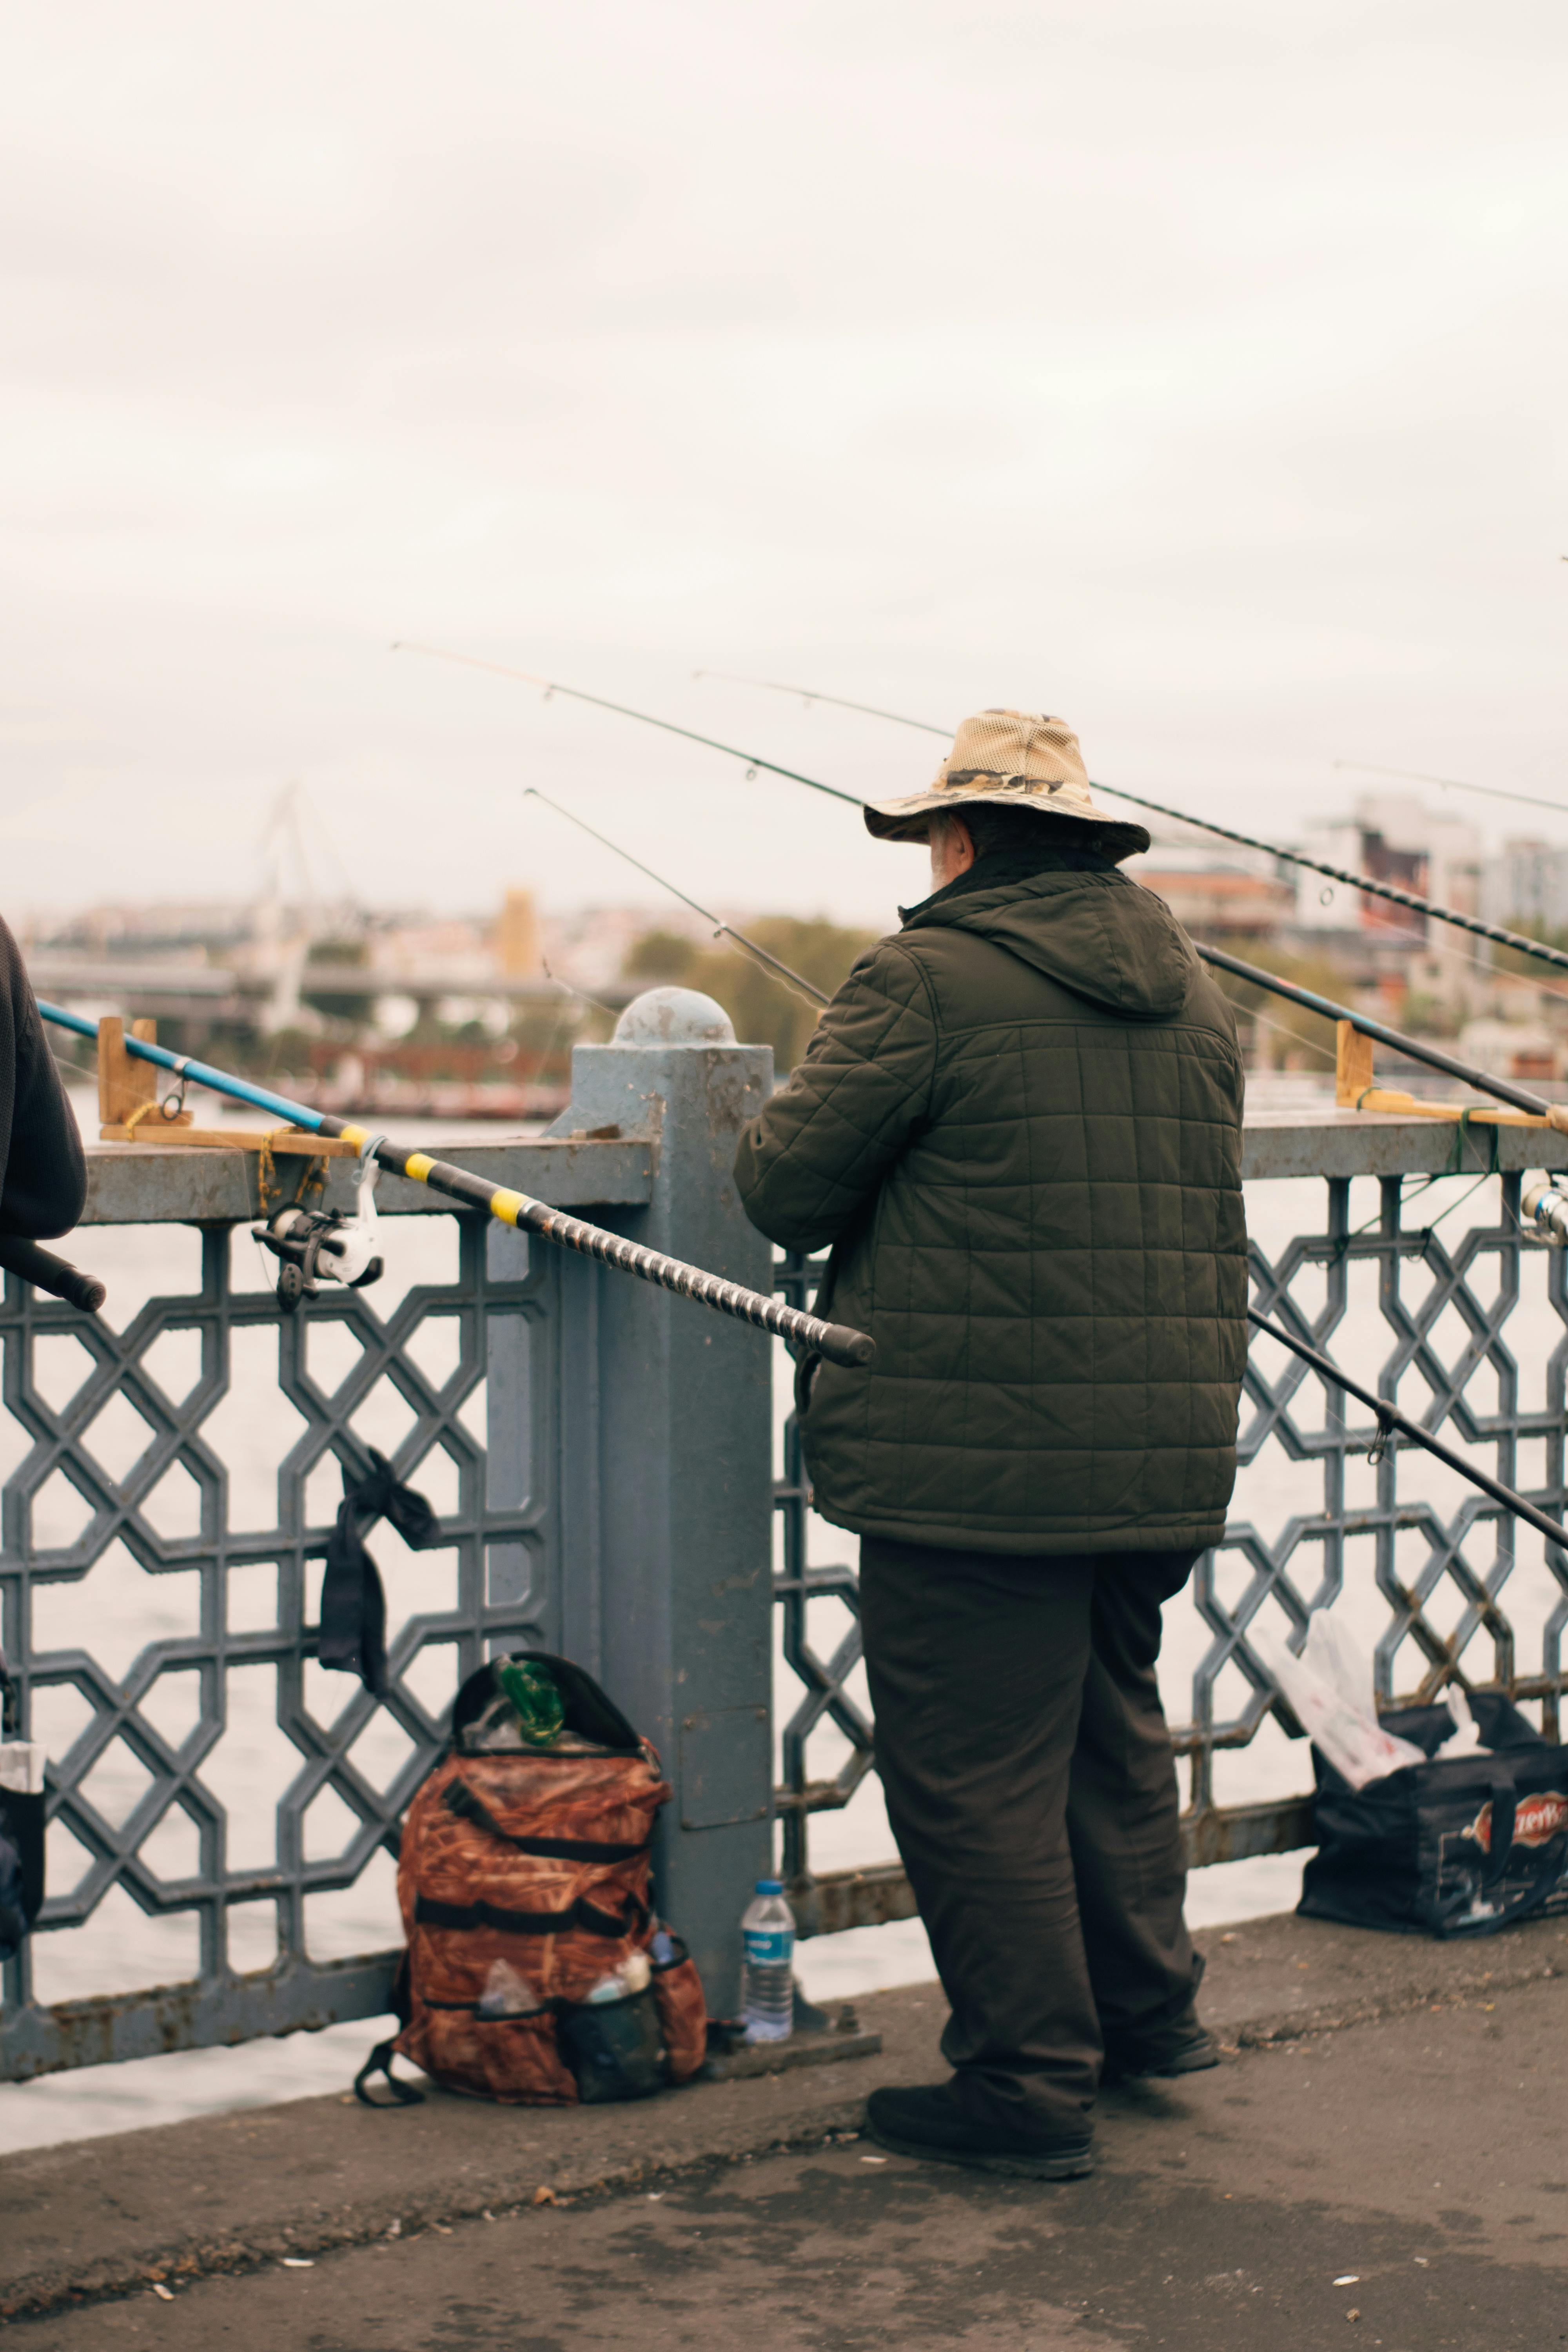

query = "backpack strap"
[416, 1890, 650, 1938]
[353, 2040, 424, 2107]
[353, 1951, 425, 2108]
[439, 1779, 650, 1861]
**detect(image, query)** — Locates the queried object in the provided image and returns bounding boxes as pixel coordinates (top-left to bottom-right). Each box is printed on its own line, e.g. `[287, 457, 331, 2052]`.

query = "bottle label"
[743, 1927, 793, 1968]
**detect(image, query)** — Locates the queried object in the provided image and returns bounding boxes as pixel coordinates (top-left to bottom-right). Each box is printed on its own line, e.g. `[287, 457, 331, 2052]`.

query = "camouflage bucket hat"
[863, 708, 1151, 860]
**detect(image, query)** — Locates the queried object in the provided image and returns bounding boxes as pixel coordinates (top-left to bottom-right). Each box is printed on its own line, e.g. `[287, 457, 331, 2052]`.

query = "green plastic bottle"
[494, 1658, 565, 1748]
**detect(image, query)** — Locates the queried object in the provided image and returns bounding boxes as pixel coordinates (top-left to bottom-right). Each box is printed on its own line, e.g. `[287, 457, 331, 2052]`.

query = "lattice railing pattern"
[0, 1215, 549, 2069]
[773, 1173, 1568, 1904]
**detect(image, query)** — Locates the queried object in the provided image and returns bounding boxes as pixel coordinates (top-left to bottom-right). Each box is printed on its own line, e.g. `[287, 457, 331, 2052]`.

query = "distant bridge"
[27, 955, 609, 1030]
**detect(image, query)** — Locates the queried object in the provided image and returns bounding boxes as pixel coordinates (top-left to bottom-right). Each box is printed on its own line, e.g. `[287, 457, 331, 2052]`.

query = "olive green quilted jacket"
[733, 866, 1248, 1554]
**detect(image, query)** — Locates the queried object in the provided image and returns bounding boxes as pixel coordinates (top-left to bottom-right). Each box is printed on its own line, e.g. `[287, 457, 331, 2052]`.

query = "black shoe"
[1100, 2019, 1220, 2087]
[865, 2084, 1094, 2180]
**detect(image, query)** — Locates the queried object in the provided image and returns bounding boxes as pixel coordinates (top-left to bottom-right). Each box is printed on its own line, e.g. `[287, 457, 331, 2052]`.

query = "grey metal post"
[546, 988, 776, 2013]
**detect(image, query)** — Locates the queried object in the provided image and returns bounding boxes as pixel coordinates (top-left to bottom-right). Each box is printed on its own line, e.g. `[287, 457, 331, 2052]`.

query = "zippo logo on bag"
[1462, 1791, 1568, 1855]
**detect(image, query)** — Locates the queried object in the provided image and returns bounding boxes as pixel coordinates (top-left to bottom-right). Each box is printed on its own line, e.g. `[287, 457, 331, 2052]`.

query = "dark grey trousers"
[858, 1535, 1203, 2139]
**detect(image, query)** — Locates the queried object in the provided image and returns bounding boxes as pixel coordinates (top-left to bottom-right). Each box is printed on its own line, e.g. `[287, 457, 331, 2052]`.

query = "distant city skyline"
[2, 2, 1564, 926]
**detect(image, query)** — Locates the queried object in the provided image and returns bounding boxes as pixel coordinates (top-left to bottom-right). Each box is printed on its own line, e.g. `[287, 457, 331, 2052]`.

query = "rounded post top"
[612, 987, 737, 1046]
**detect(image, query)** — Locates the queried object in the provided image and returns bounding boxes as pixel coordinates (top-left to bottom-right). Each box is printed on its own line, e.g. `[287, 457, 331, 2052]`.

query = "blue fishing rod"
[32, 1000, 873, 1365]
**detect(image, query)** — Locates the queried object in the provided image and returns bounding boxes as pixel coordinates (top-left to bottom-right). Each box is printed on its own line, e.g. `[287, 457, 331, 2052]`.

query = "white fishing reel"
[1523, 1176, 1568, 1248]
[254, 1136, 387, 1313]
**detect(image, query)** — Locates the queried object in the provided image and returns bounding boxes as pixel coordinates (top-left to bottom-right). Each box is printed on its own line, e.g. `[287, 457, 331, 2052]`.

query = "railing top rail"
[67, 1104, 1568, 1223]
[76, 1133, 656, 1225]
[1240, 1108, 1568, 1181]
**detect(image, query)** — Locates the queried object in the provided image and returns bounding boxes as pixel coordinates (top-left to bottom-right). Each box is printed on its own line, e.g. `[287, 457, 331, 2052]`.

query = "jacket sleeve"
[732, 938, 938, 1253]
[0, 918, 87, 1240]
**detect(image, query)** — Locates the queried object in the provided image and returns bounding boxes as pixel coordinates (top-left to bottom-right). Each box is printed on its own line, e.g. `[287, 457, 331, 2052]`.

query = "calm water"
[4, 1132, 1558, 2148]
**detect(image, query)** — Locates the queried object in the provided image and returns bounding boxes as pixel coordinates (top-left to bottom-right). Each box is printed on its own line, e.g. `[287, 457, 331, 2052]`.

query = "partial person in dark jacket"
[0, 915, 87, 1240]
[734, 710, 1247, 2178]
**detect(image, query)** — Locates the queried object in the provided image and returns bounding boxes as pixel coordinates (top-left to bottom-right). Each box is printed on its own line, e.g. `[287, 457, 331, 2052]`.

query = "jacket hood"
[902, 867, 1200, 1021]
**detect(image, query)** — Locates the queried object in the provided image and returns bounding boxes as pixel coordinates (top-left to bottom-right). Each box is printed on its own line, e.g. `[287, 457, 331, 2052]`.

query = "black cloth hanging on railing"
[0, 1652, 45, 1964]
[319, 1450, 443, 1696]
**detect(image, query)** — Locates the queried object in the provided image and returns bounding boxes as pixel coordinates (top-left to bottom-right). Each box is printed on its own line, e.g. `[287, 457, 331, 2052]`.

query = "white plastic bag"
[1432, 1683, 1490, 1762]
[1255, 1612, 1425, 1790]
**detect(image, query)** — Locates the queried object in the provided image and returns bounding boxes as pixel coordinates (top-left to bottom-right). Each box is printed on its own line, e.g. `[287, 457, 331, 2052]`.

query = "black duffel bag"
[1298, 1690, 1568, 1939]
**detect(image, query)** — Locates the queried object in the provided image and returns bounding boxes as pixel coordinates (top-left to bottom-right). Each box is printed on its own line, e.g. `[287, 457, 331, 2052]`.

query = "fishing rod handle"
[511, 1198, 875, 1367]
[0, 1234, 107, 1313]
[358, 1142, 876, 1365]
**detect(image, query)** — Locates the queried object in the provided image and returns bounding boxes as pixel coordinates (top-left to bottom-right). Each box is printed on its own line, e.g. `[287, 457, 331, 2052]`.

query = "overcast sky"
[2, 2, 1563, 929]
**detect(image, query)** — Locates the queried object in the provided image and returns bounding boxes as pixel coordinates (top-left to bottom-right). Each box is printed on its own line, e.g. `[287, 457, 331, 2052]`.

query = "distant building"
[494, 888, 542, 976]
[1480, 840, 1568, 939]
[1127, 843, 1292, 937]
[1292, 796, 1480, 942]
[1458, 1016, 1562, 1085]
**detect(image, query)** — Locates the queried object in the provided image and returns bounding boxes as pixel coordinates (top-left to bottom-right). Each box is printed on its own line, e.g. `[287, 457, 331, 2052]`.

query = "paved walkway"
[5, 1912, 1567, 2349]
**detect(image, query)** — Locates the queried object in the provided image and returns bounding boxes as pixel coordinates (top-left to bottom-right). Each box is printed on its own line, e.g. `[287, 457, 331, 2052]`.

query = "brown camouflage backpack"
[356, 1651, 708, 2106]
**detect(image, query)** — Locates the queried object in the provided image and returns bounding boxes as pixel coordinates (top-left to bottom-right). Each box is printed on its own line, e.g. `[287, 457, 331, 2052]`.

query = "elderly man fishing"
[734, 709, 1248, 2179]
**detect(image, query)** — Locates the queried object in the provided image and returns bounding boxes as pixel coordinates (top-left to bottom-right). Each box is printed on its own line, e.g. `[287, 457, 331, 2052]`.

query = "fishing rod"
[699, 675, 1568, 982]
[35, 1003, 873, 1368]
[703, 681, 1568, 825]
[0, 1234, 106, 1313]
[1247, 1309, 1568, 1552]
[422, 647, 1565, 1124]
[524, 790, 829, 1010]
[546, 768, 1553, 1120]
[1195, 944, 1560, 1122]
[521, 793, 1568, 1545]
[408, 651, 1568, 1545]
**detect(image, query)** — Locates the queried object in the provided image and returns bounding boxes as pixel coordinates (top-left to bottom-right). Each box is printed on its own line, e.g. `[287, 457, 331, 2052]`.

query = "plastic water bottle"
[741, 1878, 795, 2043]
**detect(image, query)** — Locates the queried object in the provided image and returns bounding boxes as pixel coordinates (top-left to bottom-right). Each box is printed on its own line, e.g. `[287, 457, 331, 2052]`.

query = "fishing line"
[524, 791, 830, 1011]
[1418, 924, 1568, 1010]
[1195, 943, 1555, 1118]
[407, 644, 1562, 1120]
[1229, 1000, 1339, 1070]
[403, 656, 1568, 1546]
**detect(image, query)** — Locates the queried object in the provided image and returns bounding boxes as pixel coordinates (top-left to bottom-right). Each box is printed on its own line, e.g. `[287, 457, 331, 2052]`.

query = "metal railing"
[8, 1055, 1568, 2076]
[774, 1127, 1568, 1935]
[0, 1214, 546, 2074]
[1, 997, 777, 2080]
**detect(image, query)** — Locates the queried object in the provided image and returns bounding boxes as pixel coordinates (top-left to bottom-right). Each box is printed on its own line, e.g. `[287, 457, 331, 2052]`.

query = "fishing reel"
[1524, 1177, 1568, 1248]
[254, 1136, 386, 1314]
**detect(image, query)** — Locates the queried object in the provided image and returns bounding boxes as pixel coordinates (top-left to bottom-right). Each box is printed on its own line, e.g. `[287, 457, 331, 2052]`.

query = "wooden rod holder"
[1335, 1019, 1375, 1108]
[97, 1017, 191, 1136]
[94, 1015, 354, 1154]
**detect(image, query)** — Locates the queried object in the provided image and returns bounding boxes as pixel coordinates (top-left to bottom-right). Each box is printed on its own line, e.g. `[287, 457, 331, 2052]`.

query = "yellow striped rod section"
[307, 1123, 875, 1370]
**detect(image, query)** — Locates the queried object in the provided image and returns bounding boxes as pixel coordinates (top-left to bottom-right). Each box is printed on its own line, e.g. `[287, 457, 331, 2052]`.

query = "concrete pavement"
[4, 1911, 1567, 2348]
